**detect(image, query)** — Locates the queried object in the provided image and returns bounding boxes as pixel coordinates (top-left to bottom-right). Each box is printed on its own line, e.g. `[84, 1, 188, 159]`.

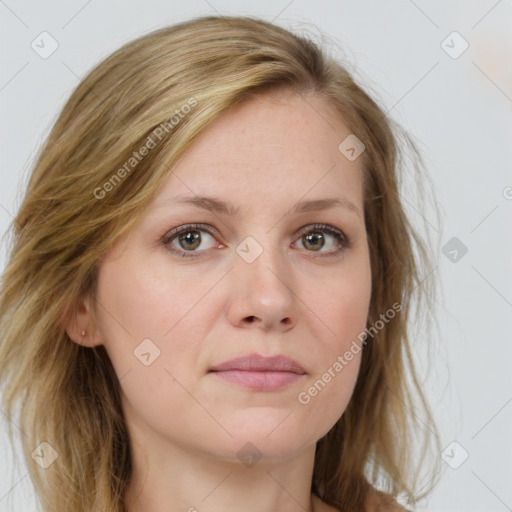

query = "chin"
[204, 418, 318, 466]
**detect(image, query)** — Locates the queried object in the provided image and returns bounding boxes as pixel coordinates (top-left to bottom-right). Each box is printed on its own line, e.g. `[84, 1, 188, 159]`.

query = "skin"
[67, 88, 373, 512]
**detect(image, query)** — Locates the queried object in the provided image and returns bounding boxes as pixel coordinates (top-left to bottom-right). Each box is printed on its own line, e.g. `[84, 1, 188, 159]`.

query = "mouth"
[209, 354, 306, 391]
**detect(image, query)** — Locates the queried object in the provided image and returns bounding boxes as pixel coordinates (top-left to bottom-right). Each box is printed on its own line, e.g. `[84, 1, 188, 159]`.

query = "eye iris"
[303, 232, 324, 251]
[178, 230, 201, 250]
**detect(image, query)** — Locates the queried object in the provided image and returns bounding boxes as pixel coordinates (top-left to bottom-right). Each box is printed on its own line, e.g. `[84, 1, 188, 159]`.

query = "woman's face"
[89, 89, 371, 464]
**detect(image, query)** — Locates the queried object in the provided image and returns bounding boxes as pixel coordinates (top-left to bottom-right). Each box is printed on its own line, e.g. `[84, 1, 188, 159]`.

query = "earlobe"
[64, 295, 102, 347]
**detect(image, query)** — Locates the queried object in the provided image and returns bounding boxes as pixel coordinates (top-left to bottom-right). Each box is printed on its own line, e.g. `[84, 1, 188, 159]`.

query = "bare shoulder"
[311, 491, 411, 512]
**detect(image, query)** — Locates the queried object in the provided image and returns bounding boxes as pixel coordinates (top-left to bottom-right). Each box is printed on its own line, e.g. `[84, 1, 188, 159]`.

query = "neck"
[124, 432, 318, 512]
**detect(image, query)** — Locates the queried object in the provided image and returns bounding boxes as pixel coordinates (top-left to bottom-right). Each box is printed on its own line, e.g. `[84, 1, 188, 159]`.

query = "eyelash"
[160, 223, 353, 259]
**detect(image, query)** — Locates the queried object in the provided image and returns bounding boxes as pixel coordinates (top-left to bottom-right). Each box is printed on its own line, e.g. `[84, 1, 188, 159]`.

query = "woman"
[0, 14, 441, 512]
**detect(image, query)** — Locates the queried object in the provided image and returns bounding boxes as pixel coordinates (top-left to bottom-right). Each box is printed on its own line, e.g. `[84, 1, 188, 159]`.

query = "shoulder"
[365, 489, 411, 512]
[312, 490, 411, 512]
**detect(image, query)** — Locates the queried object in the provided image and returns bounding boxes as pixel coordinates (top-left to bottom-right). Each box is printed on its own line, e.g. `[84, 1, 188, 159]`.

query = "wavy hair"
[0, 14, 442, 512]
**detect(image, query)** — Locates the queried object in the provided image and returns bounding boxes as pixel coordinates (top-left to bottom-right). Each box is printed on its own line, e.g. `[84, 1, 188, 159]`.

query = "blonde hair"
[0, 14, 442, 512]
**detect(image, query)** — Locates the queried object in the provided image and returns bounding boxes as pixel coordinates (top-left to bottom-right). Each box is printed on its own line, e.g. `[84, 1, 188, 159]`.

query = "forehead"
[151, 89, 365, 213]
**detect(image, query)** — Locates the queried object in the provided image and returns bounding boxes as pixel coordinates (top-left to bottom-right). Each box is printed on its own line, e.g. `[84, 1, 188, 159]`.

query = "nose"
[225, 245, 299, 332]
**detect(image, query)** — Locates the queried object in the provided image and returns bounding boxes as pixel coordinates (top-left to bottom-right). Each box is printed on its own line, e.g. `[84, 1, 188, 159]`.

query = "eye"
[161, 224, 222, 258]
[161, 223, 352, 259]
[293, 224, 352, 255]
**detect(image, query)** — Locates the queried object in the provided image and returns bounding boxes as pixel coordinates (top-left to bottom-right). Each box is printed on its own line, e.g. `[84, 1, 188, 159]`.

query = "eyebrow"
[167, 195, 362, 218]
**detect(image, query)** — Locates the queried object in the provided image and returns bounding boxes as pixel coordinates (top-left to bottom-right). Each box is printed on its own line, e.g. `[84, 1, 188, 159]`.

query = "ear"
[63, 294, 103, 348]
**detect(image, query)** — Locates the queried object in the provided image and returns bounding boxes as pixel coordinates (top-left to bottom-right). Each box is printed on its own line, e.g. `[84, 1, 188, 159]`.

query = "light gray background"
[1, 1, 511, 511]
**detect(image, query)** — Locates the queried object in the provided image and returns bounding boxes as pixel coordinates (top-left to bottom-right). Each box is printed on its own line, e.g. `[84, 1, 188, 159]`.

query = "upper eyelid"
[161, 223, 219, 243]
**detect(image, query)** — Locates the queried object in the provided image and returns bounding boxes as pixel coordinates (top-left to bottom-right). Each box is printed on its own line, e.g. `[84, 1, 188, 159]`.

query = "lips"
[209, 354, 306, 391]
[209, 354, 306, 374]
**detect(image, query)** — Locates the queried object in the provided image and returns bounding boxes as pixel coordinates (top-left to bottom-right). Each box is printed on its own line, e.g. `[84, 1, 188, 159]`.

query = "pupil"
[179, 231, 200, 250]
[304, 233, 324, 251]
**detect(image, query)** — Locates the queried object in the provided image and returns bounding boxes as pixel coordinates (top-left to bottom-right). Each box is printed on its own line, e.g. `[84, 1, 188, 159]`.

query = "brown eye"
[177, 230, 202, 251]
[294, 224, 352, 255]
[302, 232, 325, 251]
[162, 224, 219, 258]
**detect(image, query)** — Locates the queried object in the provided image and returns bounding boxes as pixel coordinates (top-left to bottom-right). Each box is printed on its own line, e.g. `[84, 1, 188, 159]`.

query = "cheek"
[317, 252, 372, 349]
[296, 352, 361, 440]
[297, 253, 370, 432]
[96, 254, 215, 347]
[94, 259, 218, 436]
[94, 254, 226, 416]
[296, 280, 368, 435]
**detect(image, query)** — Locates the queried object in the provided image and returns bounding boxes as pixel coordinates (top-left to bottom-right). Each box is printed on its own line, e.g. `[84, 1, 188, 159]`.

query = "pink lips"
[209, 354, 306, 391]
